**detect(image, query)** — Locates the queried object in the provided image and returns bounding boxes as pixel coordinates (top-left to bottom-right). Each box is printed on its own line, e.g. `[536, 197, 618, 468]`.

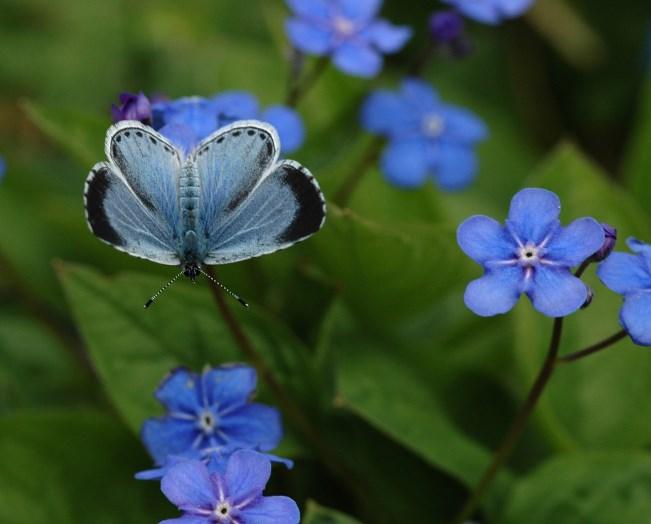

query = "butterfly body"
[84, 119, 325, 283]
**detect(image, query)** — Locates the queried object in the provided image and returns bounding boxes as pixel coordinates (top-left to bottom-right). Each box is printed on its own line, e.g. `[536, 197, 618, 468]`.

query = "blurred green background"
[1, 0, 651, 522]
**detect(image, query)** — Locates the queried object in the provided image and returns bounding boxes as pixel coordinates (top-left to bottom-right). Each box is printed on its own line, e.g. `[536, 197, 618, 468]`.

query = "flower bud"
[590, 223, 617, 262]
[111, 92, 152, 125]
[429, 10, 472, 58]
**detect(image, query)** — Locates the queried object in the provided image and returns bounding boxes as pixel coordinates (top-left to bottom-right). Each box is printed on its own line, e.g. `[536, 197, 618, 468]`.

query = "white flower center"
[214, 501, 231, 521]
[422, 114, 445, 137]
[333, 16, 356, 37]
[518, 243, 541, 265]
[198, 410, 217, 434]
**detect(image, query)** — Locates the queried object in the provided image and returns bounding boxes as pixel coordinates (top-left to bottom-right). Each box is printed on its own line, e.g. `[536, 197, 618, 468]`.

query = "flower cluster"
[111, 91, 304, 155]
[361, 79, 487, 190]
[139, 365, 299, 523]
[285, 0, 412, 77]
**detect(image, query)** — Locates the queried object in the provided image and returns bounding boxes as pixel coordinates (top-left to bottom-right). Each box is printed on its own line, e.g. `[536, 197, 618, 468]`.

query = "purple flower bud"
[429, 10, 465, 44]
[590, 223, 617, 262]
[111, 92, 152, 125]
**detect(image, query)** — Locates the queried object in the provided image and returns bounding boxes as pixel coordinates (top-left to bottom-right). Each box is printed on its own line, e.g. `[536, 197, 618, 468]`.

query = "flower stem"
[286, 55, 329, 108]
[332, 137, 384, 207]
[204, 267, 358, 488]
[557, 329, 627, 363]
[451, 317, 564, 524]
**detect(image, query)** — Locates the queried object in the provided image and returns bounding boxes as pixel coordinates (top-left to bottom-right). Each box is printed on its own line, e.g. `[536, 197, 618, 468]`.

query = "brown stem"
[557, 329, 627, 363]
[451, 317, 564, 524]
[332, 137, 384, 207]
[286, 55, 329, 108]
[204, 267, 356, 486]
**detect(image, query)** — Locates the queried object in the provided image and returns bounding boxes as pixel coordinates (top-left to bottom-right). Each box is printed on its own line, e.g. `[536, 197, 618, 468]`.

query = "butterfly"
[84, 119, 326, 307]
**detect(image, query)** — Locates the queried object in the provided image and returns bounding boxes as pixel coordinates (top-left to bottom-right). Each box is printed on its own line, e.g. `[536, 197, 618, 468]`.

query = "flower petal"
[220, 403, 283, 451]
[285, 18, 332, 55]
[158, 123, 200, 154]
[362, 20, 412, 53]
[224, 450, 272, 505]
[527, 266, 588, 317]
[501, 0, 535, 17]
[261, 106, 305, 153]
[380, 140, 429, 189]
[335, 0, 381, 22]
[156, 368, 202, 413]
[401, 78, 439, 113]
[431, 144, 478, 191]
[621, 292, 651, 346]
[597, 252, 651, 294]
[360, 90, 409, 136]
[457, 215, 515, 264]
[332, 41, 382, 77]
[202, 365, 257, 410]
[464, 265, 523, 316]
[210, 91, 259, 126]
[161, 460, 215, 510]
[141, 417, 198, 465]
[285, 0, 330, 19]
[507, 188, 561, 245]
[545, 217, 605, 267]
[160, 517, 212, 524]
[442, 0, 502, 24]
[239, 496, 301, 524]
[439, 105, 488, 143]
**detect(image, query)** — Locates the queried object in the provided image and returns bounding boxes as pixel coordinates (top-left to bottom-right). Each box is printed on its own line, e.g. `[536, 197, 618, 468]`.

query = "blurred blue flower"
[111, 92, 152, 124]
[141, 366, 283, 468]
[152, 92, 304, 154]
[285, 0, 412, 78]
[160, 450, 300, 524]
[597, 238, 651, 345]
[361, 78, 487, 190]
[457, 188, 604, 317]
[0, 156, 5, 182]
[429, 10, 472, 58]
[442, 0, 535, 24]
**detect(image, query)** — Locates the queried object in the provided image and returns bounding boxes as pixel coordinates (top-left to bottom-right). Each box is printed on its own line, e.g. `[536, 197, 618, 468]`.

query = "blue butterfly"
[84, 119, 326, 307]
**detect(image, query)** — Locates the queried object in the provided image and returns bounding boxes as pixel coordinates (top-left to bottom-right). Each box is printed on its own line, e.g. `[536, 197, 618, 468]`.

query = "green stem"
[557, 329, 627, 363]
[451, 317, 564, 524]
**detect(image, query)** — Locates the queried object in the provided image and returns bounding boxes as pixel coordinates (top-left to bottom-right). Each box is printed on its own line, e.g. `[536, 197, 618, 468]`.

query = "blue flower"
[457, 188, 604, 317]
[151, 92, 304, 154]
[285, 0, 412, 78]
[141, 366, 283, 468]
[361, 79, 487, 190]
[111, 92, 153, 124]
[160, 450, 300, 524]
[442, 0, 535, 25]
[0, 156, 5, 182]
[597, 238, 651, 346]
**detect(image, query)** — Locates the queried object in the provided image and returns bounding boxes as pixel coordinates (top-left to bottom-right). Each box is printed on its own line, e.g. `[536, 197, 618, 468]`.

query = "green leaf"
[56, 263, 314, 434]
[501, 451, 651, 524]
[512, 143, 651, 449]
[325, 305, 510, 510]
[0, 409, 168, 523]
[0, 312, 92, 412]
[310, 206, 474, 328]
[623, 76, 651, 203]
[303, 501, 363, 524]
[21, 99, 107, 167]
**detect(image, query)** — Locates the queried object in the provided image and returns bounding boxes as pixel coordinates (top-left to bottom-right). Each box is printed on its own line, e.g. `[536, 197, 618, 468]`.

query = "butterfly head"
[183, 262, 201, 282]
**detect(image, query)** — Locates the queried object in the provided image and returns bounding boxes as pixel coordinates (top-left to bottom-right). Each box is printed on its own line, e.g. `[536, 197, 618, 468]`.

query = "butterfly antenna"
[144, 269, 185, 309]
[198, 268, 249, 308]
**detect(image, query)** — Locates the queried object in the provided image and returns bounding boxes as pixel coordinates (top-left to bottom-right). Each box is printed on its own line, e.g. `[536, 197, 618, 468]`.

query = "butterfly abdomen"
[179, 163, 201, 262]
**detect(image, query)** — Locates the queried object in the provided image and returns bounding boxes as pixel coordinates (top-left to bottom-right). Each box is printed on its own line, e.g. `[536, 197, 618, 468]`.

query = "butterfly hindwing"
[84, 161, 180, 265]
[201, 159, 326, 264]
[106, 121, 182, 232]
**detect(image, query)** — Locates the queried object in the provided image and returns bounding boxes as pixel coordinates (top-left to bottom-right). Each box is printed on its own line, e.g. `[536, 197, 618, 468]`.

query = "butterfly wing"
[190, 120, 325, 264]
[84, 121, 184, 265]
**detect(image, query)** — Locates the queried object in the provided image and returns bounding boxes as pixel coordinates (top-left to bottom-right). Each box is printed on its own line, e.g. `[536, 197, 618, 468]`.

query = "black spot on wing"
[85, 167, 124, 247]
[277, 164, 325, 243]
